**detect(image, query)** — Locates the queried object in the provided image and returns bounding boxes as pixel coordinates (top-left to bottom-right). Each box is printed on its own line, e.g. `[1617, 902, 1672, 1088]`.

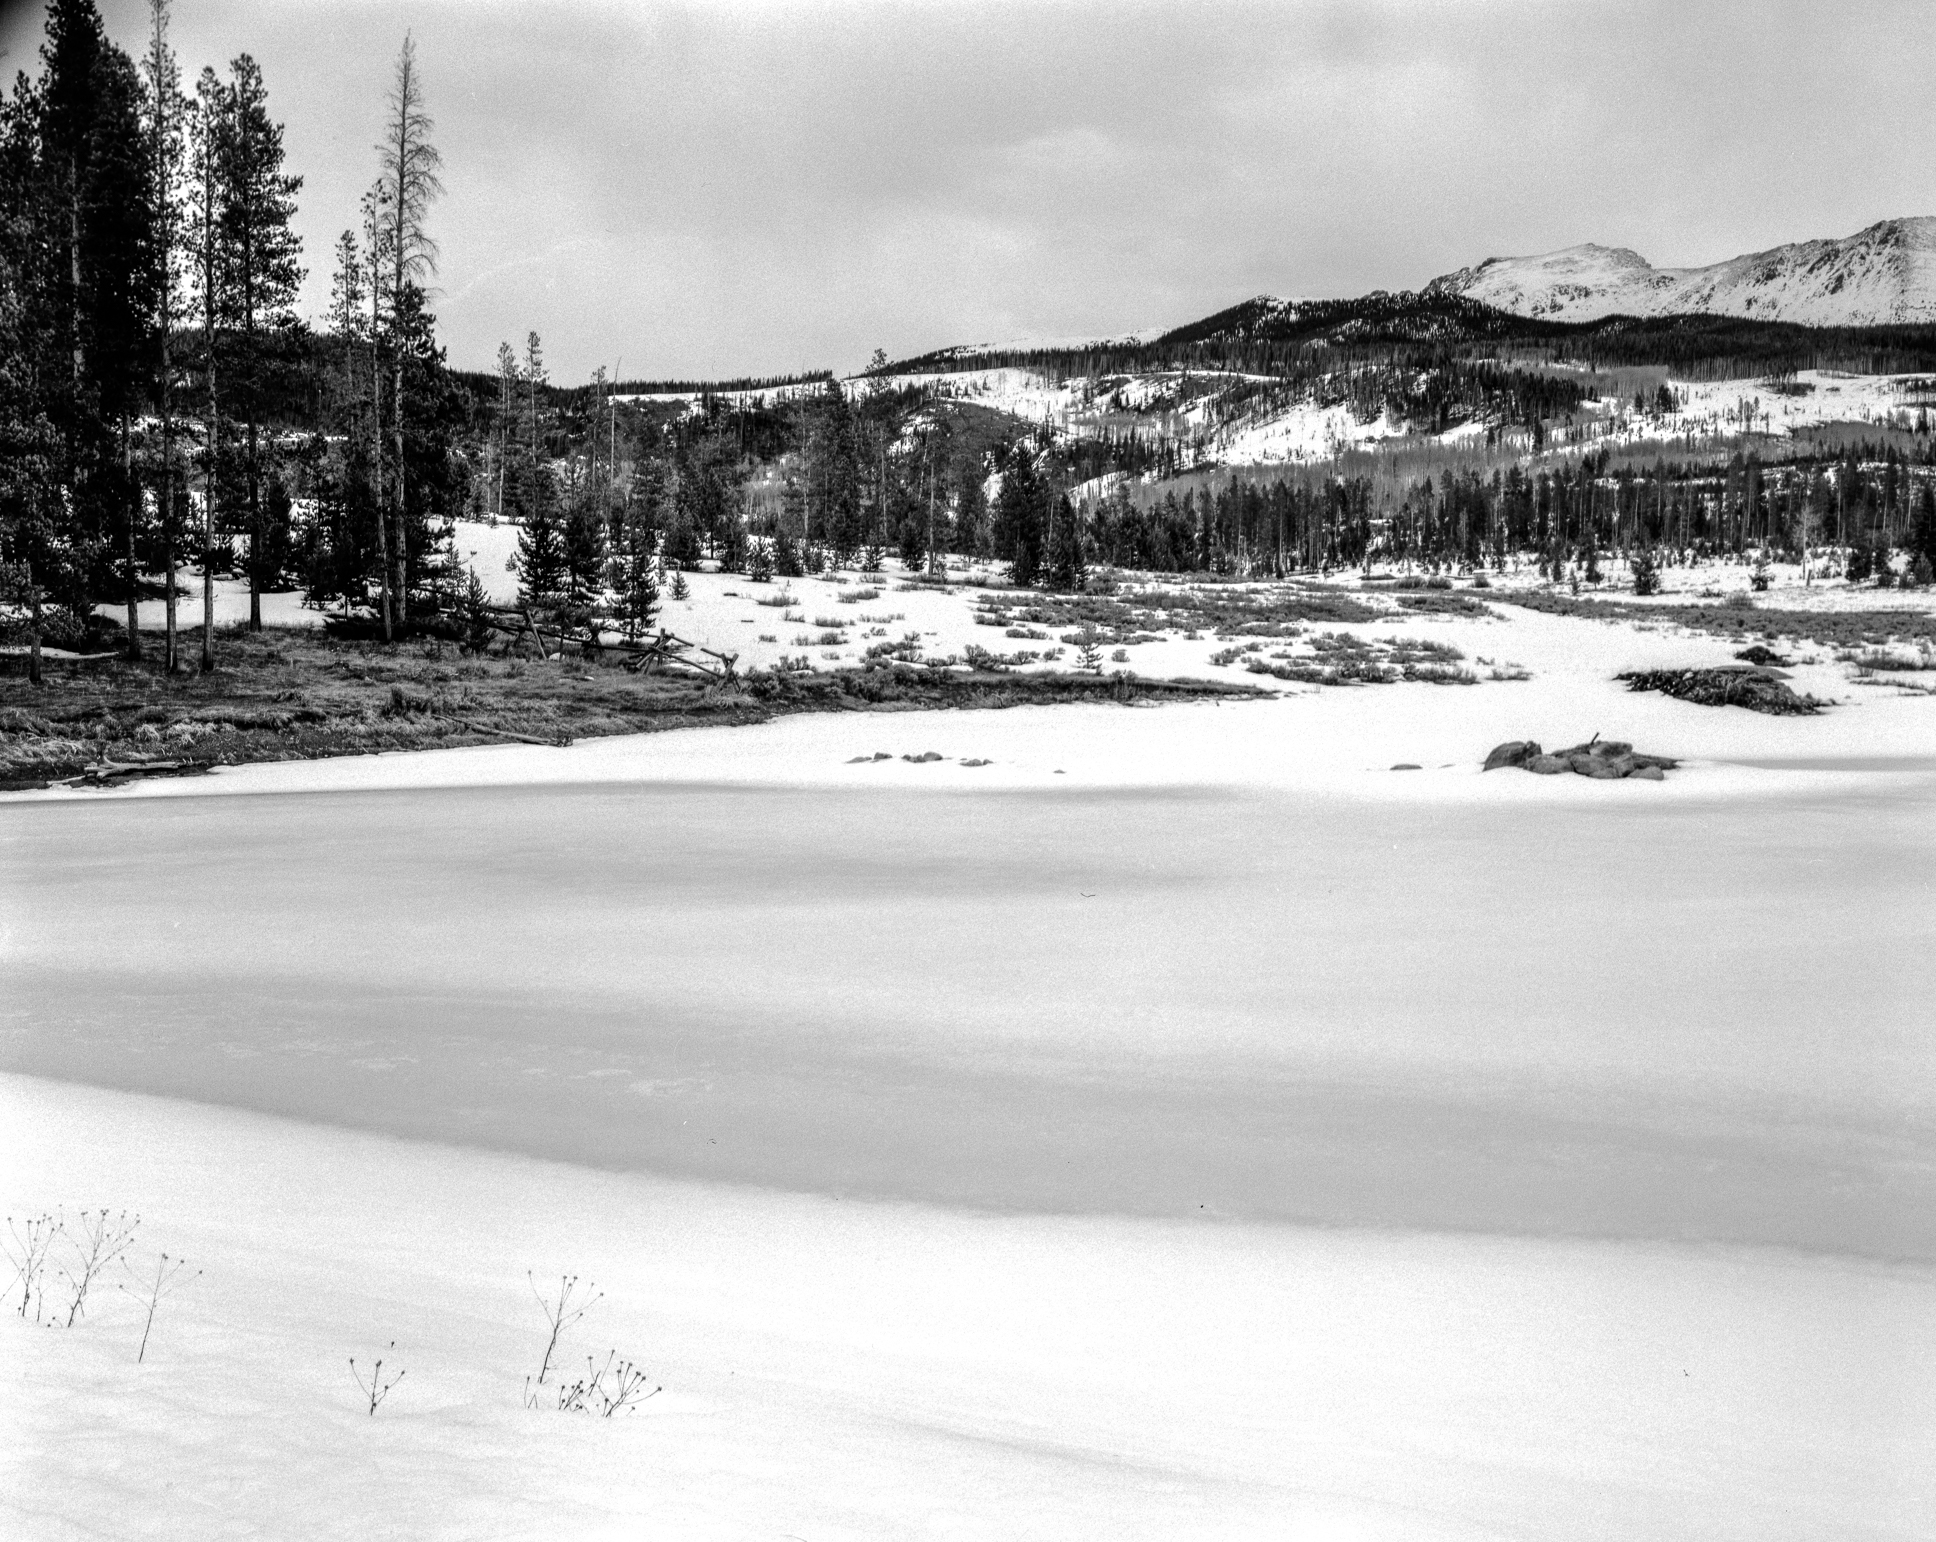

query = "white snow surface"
[13, 577, 1936, 1539]
[6, 1073, 1932, 1541]
[1427, 216, 1936, 325]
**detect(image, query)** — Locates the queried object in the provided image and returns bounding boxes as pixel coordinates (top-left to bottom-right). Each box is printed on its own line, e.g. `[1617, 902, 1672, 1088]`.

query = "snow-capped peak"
[1425, 218, 1936, 326]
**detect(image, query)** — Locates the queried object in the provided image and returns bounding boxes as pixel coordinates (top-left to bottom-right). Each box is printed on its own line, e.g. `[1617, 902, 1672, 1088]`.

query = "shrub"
[1630, 547, 1661, 597]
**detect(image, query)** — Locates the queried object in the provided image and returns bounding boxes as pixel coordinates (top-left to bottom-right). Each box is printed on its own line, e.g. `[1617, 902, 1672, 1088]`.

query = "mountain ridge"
[1424, 217, 1936, 326]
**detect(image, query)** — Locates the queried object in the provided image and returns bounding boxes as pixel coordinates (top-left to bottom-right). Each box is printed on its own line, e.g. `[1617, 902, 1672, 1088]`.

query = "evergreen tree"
[32, 0, 156, 656]
[772, 524, 803, 578]
[389, 280, 460, 616]
[143, 0, 187, 667]
[995, 447, 1046, 586]
[1046, 493, 1085, 593]
[562, 495, 607, 616]
[744, 535, 774, 583]
[186, 64, 227, 669]
[1912, 484, 1936, 571]
[217, 52, 303, 629]
[816, 380, 862, 561]
[516, 497, 565, 611]
[606, 500, 660, 640]
[954, 458, 988, 557]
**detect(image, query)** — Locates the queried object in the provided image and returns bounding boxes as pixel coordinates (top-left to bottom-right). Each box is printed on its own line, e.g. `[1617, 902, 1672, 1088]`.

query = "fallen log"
[438, 714, 572, 749]
[60, 757, 208, 787]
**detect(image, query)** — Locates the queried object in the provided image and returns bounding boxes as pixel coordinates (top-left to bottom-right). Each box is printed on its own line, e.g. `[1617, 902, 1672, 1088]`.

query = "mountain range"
[1421, 217, 1936, 327]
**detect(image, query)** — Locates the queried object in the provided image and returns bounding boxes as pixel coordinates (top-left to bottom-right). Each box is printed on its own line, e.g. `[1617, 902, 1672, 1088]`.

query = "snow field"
[5, 1073, 1932, 1542]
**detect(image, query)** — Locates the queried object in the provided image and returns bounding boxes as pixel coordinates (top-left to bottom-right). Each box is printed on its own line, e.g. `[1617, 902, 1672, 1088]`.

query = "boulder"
[1629, 764, 1666, 781]
[1490, 738, 1676, 779]
[1482, 740, 1541, 771]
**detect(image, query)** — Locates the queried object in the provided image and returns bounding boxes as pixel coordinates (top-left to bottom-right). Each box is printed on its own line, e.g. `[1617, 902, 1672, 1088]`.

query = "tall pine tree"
[217, 52, 302, 631]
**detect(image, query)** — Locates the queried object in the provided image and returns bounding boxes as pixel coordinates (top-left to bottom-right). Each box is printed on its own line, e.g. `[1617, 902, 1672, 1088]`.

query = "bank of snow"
[6, 1074, 1931, 1542]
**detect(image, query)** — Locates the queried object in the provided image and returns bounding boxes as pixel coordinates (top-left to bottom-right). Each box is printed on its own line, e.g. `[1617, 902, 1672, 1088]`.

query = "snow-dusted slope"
[1427, 217, 1936, 325]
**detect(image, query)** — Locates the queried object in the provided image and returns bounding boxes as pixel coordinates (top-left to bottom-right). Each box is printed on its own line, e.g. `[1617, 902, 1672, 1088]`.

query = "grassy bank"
[1494, 589, 1936, 648]
[0, 625, 1267, 791]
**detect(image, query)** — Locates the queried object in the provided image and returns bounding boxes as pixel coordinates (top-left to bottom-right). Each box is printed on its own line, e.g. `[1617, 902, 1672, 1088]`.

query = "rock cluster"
[1483, 739, 1677, 781]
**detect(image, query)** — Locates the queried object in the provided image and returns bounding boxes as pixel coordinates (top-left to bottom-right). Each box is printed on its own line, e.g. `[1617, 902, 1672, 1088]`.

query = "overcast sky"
[5, 0, 1932, 381]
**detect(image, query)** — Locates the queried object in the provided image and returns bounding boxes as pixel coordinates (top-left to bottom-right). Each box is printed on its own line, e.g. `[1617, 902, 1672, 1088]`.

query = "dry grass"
[0, 623, 1267, 789]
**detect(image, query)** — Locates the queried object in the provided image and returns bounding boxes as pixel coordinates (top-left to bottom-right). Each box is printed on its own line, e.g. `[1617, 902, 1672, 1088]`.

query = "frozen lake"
[6, 769, 1933, 1261]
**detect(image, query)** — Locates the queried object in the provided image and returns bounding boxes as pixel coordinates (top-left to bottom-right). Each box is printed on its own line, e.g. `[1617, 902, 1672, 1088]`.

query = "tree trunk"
[374, 345, 391, 639]
[394, 357, 406, 631]
[161, 348, 177, 672]
[202, 358, 217, 672]
[27, 563, 43, 688]
[247, 411, 261, 630]
[124, 415, 142, 660]
[165, 528, 178, 674]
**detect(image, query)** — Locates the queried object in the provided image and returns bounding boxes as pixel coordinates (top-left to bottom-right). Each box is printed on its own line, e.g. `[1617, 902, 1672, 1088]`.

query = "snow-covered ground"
[20, 556, 1936, 1539]
[6, 1072, 1932, 1542]
[1582, 368, 1936, 449]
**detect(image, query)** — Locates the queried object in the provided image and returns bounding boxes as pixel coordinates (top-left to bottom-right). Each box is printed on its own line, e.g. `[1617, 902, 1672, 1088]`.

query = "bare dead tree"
[375, 32, 443, 631]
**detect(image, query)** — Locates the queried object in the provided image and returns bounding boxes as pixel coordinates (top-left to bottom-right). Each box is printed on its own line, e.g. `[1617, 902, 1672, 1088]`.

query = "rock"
[1482, 740, 1540, 770]
[901, 751, 943, 763]
[1391, 763, 1422, 771]
[960, 758, 991, 767]
[1735, 644, 1791, 667]
[1500, 735, 1677, 780]
[846, 755, 872, 763]
[1629, 764, 1665, 781]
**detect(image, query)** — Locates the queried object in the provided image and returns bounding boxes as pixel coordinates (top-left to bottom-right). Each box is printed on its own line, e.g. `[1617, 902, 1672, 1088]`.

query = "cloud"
[12, 0, 1936, 379]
